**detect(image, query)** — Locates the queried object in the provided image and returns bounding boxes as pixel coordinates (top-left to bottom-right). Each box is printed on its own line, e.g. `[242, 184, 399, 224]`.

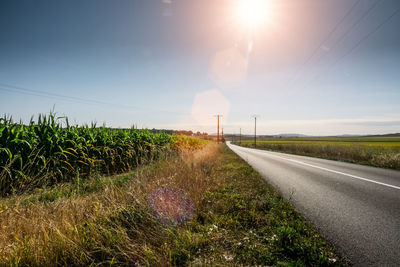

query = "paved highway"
[227, 142, 400, 266]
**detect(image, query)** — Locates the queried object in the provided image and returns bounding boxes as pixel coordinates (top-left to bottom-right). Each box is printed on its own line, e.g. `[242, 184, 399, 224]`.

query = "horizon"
[3, 112, 399, 137]
[1, 0, 399, 135]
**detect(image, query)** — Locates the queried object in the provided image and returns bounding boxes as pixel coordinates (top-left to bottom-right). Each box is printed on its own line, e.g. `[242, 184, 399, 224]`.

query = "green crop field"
[233, 136, 400, 170]
[0, 114, 173, 196]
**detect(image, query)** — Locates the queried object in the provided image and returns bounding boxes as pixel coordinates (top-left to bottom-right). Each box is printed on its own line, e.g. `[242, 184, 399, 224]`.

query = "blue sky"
[0, 0, 399, 135]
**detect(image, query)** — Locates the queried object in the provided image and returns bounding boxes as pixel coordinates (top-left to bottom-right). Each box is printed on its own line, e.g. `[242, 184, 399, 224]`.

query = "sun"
[236, 0, 270, 29]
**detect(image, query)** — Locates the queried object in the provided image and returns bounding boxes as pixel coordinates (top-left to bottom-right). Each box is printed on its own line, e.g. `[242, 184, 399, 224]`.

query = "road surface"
[227, 142, 400, 266]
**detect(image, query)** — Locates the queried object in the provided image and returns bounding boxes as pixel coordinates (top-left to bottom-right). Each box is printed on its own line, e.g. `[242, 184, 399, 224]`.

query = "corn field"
[0, 114, 173, 196]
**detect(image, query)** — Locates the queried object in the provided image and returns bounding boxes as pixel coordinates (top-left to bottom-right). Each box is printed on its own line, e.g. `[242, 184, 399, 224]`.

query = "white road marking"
[230, 144, 400, 190]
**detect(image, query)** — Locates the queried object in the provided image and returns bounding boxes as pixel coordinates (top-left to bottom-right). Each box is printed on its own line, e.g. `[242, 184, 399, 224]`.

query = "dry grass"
[0, 143, 343, 266]
[0, 144, 223, 266]
[236, 140, 400, 170]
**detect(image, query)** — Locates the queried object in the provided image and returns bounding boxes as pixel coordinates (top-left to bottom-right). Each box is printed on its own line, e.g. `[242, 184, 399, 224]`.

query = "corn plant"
[0, 114, 173, 196]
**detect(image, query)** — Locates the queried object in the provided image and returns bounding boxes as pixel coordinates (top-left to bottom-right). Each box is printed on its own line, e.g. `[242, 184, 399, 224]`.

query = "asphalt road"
[227, 142, 400, 266]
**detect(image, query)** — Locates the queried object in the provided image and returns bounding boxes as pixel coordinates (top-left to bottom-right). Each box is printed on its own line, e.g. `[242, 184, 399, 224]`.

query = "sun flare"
[236, 0, 270, 29]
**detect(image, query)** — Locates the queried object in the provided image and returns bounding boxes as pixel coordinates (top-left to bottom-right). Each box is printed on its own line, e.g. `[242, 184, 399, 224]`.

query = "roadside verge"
[0, 143, 345, 266]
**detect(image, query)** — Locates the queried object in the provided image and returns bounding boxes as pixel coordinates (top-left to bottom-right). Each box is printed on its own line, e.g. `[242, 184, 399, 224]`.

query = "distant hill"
[224, 133, 400, 139]
[333, 134, 366, 137]
[273, 133, 308, 138]
[366, 133, 400, 137]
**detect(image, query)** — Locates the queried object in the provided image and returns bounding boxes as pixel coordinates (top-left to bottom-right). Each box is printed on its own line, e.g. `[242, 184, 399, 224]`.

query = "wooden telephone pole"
[239, 128, 242, 145]
[214, 115, 223, 143]
[252, 115, 259, 148]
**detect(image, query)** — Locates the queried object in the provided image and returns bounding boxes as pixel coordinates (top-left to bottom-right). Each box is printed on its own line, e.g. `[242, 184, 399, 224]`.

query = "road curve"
[227, 142, 400, 266]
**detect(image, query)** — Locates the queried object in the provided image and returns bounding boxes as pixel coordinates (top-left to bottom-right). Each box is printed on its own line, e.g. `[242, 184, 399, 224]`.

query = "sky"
[0, 0, 399, 135]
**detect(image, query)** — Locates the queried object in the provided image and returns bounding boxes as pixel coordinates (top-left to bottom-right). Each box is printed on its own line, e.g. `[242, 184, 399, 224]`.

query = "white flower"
[223, 253, 234, 261]
[207, 224, 218, 234]
[268, 234, 277, 241]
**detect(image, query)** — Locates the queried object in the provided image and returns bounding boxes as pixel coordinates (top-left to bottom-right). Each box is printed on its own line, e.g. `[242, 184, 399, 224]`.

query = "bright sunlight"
[236, 0, 271, 29]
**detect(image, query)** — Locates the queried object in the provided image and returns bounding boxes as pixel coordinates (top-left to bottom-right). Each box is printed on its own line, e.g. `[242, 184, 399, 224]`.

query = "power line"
[0, 82, 166, 112]
[0, 82, 206, 116]
[330, 6, 400, 71]
[303, 4, 400, 90]
[284, 0, 362, 90]
[295, 0, 384, 90]
[324, 0, 384, 55]
[0, 86, 70, 102]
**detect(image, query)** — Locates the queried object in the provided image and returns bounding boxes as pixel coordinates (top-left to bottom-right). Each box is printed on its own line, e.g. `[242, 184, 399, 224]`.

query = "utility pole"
[239, 128, 242, 145]
[214, 115, 223, 143]
[254, 117, 257, 148]
[252, 115, 259, 148]
[222, 128, 224, 143]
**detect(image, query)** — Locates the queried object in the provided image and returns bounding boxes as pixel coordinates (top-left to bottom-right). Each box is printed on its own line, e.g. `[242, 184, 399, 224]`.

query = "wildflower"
[223, 253, 234, 261]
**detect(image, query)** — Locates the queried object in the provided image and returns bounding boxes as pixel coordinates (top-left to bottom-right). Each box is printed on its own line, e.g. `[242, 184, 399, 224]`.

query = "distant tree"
[175, 130, 193, 136]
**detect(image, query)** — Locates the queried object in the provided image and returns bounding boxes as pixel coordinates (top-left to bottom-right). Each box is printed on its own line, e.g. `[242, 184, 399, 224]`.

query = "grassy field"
[233, 136, 400, 170]
[0, 143, 344, 266]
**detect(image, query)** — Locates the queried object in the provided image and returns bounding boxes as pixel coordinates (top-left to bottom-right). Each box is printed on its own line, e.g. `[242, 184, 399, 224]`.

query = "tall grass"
[0, 113, 173, 196]
[0, 143, 223, 266]
[234, 140, 400, 169]
[0, 144, 343, 266]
